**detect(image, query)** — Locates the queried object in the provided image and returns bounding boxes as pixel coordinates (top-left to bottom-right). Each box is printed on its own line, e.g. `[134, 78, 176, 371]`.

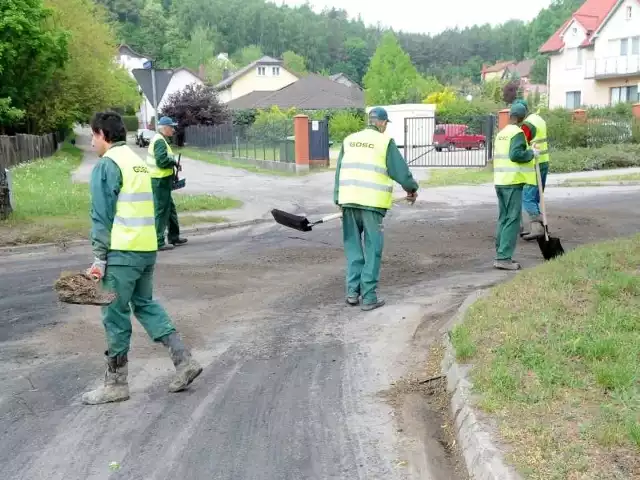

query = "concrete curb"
[440, 290, 523, 480]
[0, 218, 271, 257]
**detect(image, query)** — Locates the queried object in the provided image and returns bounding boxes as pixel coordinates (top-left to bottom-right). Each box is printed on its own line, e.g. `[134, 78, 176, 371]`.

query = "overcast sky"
[271, 0, 554, 35]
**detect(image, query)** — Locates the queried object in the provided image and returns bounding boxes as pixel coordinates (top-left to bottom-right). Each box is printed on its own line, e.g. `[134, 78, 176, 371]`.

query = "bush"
[122, 115, 139, 132]
[329, 111, 364, 143]
[550, 144, 640, 173]
[248, 106, 295, 143]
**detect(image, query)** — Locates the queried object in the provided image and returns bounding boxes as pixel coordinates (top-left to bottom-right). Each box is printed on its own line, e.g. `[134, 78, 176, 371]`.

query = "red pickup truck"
[433, 124, 486, 151]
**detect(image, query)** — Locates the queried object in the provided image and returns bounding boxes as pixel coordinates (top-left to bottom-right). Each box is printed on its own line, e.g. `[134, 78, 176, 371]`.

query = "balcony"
[585, 56, 640, 80]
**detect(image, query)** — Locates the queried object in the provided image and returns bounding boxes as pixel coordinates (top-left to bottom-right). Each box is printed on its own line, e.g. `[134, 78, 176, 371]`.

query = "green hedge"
[123, 115, 139, 132]
[549, 144, 640, 173]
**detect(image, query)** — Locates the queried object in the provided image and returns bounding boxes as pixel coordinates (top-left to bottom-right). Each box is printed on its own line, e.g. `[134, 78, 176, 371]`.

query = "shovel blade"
[271, 209, 313, 232]
[537, 235, 564, 260]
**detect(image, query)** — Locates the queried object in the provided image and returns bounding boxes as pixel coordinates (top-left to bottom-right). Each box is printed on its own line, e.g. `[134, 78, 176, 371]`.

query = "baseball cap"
[514, 99, 529, 112]
[368, 107, 391, 122]
[157, 116, 178, 127]
[509, 103, 527, 118]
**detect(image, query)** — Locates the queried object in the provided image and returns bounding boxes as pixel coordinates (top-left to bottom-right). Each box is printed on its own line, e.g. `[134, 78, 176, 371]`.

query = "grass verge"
[559, 172, 640, 187]
[179, 147, 297, 176]
[421, 166, 493, 187]
[0, 143, 240, 246]
[451, 235, 640, 479]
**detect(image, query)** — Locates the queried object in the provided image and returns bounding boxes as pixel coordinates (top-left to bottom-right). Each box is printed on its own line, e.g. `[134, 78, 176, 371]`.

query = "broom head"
[271, 209, 312, 232]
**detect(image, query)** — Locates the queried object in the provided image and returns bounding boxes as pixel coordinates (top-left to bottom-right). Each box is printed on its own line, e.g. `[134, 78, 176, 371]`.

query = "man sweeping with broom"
[83, 111, 202, 405]
[334, 107, 419, 311]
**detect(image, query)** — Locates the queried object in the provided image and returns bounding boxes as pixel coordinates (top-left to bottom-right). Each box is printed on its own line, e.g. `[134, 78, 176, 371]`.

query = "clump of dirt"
[54, 271, 116, 306]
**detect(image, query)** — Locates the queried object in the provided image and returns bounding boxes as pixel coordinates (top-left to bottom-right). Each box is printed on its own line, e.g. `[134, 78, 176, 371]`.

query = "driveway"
[1, 190, 640, 479]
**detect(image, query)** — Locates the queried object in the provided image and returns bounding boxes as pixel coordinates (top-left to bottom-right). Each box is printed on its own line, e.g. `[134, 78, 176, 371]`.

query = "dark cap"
[368, 107, 391, 122]
[509, 103, 527, 118]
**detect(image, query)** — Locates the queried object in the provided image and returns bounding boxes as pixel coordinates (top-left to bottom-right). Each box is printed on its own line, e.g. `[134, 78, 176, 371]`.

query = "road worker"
[147, 116, 187, 251]
[84, 111, 202, 405]
[516, 99, 549, 241]
[493, 103, 539, 271]
[334, 107, 419, 311]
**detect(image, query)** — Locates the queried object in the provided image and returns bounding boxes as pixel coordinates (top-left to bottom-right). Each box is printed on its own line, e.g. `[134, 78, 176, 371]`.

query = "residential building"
[225, 74, 364, 110]
[215, 56, 299, 104]
[481, 61, 516, 82]
[481, 59, 548, 97]
[329, 73, 362, 89]
[540, 0, 640, 108]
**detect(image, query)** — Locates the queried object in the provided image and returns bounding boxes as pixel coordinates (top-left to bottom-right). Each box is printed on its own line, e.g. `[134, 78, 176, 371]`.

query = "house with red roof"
[539, 0, 640, 108]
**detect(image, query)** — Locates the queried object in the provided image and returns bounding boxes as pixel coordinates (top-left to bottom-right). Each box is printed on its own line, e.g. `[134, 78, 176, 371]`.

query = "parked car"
[433, 124, 486, 151]
[135, 129, 155, 148]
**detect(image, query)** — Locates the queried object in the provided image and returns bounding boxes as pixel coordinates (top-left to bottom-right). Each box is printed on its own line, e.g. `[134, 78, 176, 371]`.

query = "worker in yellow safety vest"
[334, 107, 419, 311]
[492, 103, 540, 270]
[146, 116, 187, 251]
[83, 111, 202, 405]
[514, 99, 549, 241]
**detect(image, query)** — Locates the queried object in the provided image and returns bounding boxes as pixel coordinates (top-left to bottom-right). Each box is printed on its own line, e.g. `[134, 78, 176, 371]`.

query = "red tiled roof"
[482, 61, 515, 74]
[538, 0, 620, 53]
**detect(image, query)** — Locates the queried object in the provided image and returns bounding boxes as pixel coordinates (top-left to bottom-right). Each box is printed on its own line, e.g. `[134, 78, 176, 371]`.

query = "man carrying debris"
[334, 107, 419, 311]
[147, 116, 187, 251]
[493, 103, 539, 271]
[84, 111, 202, 405]
[515, 99, 549, 241]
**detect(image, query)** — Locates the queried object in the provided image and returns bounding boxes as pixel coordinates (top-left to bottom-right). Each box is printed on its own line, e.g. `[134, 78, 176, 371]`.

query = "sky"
[271, 0, 554, 35]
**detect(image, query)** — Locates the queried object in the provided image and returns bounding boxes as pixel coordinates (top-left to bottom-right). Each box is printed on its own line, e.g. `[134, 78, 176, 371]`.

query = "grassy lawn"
[421, 166, 493, 187]
[451, 235, 640, 479]
[0, 142, 240, 246]
[559, 172, 640, 187]
[179, 147, 297, 176]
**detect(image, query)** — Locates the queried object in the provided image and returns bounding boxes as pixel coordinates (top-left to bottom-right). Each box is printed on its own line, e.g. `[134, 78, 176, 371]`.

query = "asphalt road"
[1, 192, 639, 480]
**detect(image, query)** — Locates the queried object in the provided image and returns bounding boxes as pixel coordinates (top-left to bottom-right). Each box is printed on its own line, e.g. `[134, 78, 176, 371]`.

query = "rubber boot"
[82, 353, 130, 405]
[160, 332, 203, 392]
[522, 218, 545, 241]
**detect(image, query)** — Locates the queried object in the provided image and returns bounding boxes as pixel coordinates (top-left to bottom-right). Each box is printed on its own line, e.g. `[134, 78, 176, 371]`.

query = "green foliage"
[329, 111, 364, 143]
[181, 25, 215, 71]
[0, 98, 25, 129]
[363, 32, 422, 105]
[122, 115, 139, 132]
[549, 144, 640, 173]
[424, 88, 457, 107]
[480, 79, 506, 104]
[282, 51, 307, 75]
[232, 45, 263, 67]
[529, 55, 547, 84]
[248, 106, 295, 143]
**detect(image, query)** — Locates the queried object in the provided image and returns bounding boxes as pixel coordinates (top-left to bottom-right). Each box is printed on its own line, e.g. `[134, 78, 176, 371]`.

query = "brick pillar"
[293, 114, 310, 173]
[573, 109, 587, 123]
[632, 103, 640, 120]
[497, 109, 510, 130]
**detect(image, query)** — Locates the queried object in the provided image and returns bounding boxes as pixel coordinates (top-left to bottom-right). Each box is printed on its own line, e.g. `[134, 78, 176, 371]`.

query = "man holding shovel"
[147, 116, 187, 251]
[334, 107, 419, 311]
[84, 111, 202, 405]
[493, 103, 540, 271]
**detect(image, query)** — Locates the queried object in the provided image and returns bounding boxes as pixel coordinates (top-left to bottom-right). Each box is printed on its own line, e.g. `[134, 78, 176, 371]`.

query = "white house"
[540, 0, 640, 108]
[115, 45, 205, 127]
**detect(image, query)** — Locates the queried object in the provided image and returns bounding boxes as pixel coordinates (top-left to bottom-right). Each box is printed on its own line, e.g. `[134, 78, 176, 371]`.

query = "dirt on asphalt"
[1, 193, 640, 480]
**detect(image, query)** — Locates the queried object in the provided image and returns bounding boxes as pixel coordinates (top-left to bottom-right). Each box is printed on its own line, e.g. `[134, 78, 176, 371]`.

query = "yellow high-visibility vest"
[107, 145, 158, 252]
[146, 133, 174, 178]
[493, 124, 536, 186]
[338, 129, 393, 209]
[525, 113, 549, 164]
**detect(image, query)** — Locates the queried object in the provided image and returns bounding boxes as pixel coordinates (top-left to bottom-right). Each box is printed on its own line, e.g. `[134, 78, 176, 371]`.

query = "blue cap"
[514, 99, 529, 112]
[509, 103, 527, 118]
[157, 116, 178, 127]
[369, 107, 391, 122]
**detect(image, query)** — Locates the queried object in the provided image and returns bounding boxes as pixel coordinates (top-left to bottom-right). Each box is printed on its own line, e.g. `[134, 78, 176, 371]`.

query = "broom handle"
[535, 156, 550, 242]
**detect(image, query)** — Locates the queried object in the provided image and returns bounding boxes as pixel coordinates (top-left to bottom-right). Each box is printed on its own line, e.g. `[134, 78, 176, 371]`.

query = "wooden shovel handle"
[534, 157, 549, 242]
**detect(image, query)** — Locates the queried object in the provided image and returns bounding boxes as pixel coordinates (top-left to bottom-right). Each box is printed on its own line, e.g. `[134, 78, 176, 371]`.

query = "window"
[620, 38, 628, 56]
[272, 66, 280, 76]
[257, 66, 266, 76]
[566, 48, 583, 69]
[610, 85, 639, 105]
[632, 36, 640, 55]
[626, 6, 632, 20]
[565, 91, 582, 109]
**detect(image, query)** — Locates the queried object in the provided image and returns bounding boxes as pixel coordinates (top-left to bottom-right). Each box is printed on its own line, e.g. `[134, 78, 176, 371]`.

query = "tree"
[181, 25, 214, 71]
[0, 0, 68, 132]
[502, 80, 520, 105]
[363, 32, 422, 105]
[282, 51, 307, 75]
[160, 84, 229, 144]
[529, 55, 548, 84]
[232, 45, 263, 67]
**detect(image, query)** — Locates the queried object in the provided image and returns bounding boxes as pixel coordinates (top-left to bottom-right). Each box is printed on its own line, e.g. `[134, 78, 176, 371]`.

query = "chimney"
[198, 64, 205, 79]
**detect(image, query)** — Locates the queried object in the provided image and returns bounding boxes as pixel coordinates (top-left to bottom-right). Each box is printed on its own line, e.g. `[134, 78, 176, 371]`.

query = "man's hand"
[86, 258, 106, 281]
[531, 144, 541, 158]
[405, 191, 418, 205]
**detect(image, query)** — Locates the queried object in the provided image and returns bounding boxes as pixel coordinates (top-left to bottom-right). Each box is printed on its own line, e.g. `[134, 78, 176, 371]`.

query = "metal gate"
[403, 114, 495, 167]
[308, 118, 329, 160]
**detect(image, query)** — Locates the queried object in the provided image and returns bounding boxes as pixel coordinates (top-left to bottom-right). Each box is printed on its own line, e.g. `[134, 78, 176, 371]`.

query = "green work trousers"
[101, 264, 176, 357]
[152, 176, 180, 247]
[342, 207, 384, 305]
[495, 185, 523, 261]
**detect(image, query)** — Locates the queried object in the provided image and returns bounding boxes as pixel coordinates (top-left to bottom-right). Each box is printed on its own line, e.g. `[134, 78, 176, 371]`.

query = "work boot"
[522, 219, 545, 241]
[160, 332, 203, 392]
[346, 294, 359, 306]
[493, 260, 521, 271]
[82, 353, 130, 405]
[158, 243, 174, 251]
[361, 299, 386, 311]
[171, 238, 188, 246]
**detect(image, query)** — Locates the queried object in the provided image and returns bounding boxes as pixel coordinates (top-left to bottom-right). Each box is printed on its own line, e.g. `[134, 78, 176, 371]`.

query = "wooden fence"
[0, 132, 63, 170]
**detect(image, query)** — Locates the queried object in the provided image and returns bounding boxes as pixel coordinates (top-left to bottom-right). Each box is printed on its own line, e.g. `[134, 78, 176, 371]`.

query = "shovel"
[535, 158, 564, 260]
[172, 154, 186, 191]
[271, 197, 411, 232]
